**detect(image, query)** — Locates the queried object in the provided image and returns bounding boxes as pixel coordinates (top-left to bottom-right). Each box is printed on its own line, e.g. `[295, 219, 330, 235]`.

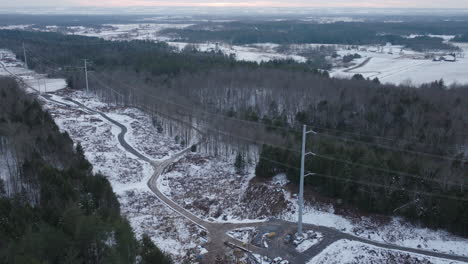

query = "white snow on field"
[405, 34, 456, 42]
[330, 42, 468, 86]
[0, 49, 66, 93]
[23, 78, 67, 93]
[281, 196, 468, 257]
[307, 239, 466, 264]
[68, 23, 194, 42]
[0, 24, 33, 30]
[168, 42, 307, 63]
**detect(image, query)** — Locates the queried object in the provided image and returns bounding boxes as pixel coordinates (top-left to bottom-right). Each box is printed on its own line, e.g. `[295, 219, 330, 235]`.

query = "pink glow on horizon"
[75, 0, 456, 9]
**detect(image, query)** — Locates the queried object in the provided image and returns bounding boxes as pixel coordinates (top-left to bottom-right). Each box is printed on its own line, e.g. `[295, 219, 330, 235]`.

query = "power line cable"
[15, 49, 468, 163]
[312, 131, 467, 163]
[92, 71, 467, 163]
[309, 124, 463, 151]
[311, 153, 464, 187]
[258, 156, 468, 202]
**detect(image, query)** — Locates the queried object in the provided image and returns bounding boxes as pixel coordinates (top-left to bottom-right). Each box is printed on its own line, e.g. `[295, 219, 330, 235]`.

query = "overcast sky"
[6, 0, 468, 8]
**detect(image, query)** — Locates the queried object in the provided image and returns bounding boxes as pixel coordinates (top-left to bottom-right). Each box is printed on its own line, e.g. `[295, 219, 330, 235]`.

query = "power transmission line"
[312, 131, 467, 163]
[92, 71, 467, 163]
[311, 153, 464, 187]
[98, 78, 462, 189]
[15, 48, 468, 164]
[203, 126, 300, 154]
[17, 46, 465, 156]
[88, 74, 124, 98]
[27, 56, 82, 74]
[93, 71, 304, 134]
[309, 124, 463, 151]
[5, 48, 467, 203]
[258, 156, 468, 202]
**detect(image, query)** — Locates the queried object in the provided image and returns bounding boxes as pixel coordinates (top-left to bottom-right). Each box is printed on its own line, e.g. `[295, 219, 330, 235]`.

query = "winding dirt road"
[5, 54, 468, 263]
[63, 97, 468, 264]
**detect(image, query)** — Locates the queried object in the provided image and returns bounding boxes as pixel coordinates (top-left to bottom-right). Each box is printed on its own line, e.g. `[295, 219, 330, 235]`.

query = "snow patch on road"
[296, 232, 324, 253]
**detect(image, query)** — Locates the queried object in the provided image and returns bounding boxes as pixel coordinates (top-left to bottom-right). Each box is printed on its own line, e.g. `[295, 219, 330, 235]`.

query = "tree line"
[0, 77, 171, 264]
[1, 30, 467, 237]
[162, 21, 464, 51]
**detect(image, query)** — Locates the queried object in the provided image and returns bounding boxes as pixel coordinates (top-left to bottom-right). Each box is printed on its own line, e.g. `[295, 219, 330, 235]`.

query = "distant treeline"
[454, 32, 468, 42]
[162, 21, 464, 51]
[0, 78, 171, 264]
[0, 30, 328, 76]
[0, 14, 147, 27]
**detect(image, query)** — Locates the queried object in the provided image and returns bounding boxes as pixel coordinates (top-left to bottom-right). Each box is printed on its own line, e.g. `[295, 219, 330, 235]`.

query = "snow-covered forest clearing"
[3, 21, 468, 86]
[2, 47, 468, 263]
[2, 8, 468, 263]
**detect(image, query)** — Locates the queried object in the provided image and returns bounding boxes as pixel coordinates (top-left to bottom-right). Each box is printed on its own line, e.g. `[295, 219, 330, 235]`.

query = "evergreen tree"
[140, 234, 172, 264]
[234, 152, 245, 174]
[0, 179, 4, 196]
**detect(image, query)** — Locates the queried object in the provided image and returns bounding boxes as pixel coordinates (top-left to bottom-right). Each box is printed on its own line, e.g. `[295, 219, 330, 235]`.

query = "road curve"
[7, 58, 467, 263]
[60, 97, 468, 264]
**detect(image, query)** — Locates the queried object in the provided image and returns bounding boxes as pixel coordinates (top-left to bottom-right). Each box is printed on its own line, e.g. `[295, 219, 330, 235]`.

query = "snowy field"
[0, 49, 67, 93]
[4, 23, 468, 84]
[307, 239, 467, 264]
[0, 23, 193, 42]
[331, 43, 468, 86]
[66, 23, 193, 42]
[168, 42, 307, 63]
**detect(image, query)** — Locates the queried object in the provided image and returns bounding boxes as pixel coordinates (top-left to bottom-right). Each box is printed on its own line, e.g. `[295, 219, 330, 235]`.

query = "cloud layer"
[9, 0, 468, 8]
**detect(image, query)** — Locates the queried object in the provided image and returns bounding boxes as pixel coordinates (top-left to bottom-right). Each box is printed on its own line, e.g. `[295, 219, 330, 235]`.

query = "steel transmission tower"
[83, 59, 89, 93]
[22, 42, 28, 69]
[298, 125, 316, 236]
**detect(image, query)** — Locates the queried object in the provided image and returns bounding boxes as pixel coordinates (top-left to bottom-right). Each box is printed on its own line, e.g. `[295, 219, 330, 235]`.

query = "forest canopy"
[1, 29, 467, 238]
[0, 77, 171, 264]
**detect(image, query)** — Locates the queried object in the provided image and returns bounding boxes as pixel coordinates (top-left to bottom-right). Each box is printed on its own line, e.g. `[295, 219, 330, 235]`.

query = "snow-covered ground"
[330, 43, 468, 86]
[296, 232, 324, 253]
[0, 24, 33, 30]
[307, 239, 466, 264]
[40, 90, 206, 263]
[66, 23, 193, 42]
[168, 42, 307, 63]
[281, 191, 468, 257]
[156, 152, 266, 223]
[0, 49, 67, 93]
[3, 46, 468, 263]
[3, 21, 468, 84]
[0, 23, 193, 42]
[227, 227, 257, 244]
